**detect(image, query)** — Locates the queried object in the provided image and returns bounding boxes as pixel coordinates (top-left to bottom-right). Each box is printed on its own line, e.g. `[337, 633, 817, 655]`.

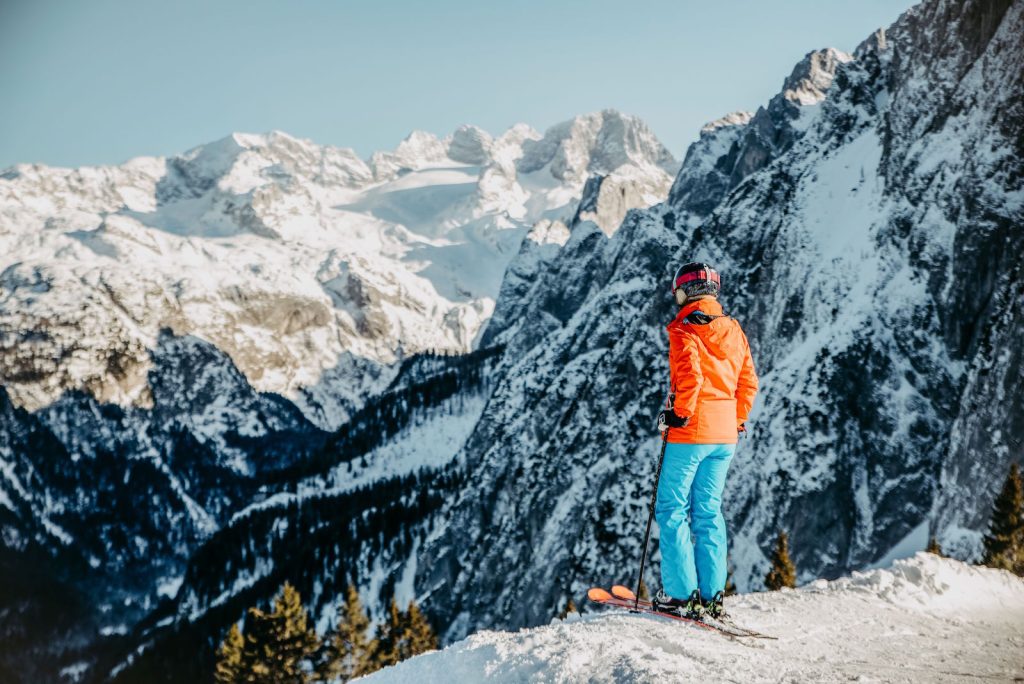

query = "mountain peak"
[448, 125, 494, 164]
[700, 111, 755, 135]
[781, 48, 853, 105]
[517, 109, 677, 181]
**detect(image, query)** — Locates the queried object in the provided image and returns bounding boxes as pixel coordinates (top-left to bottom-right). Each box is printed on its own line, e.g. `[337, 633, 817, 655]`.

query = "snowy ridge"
[0, 110, 675, 430]
[367, 555, 1024, 683]
[415, 0, 1024, 643]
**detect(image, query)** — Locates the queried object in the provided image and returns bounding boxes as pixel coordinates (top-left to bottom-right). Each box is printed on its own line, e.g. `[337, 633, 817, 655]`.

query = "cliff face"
[418, 0, 1023, 639]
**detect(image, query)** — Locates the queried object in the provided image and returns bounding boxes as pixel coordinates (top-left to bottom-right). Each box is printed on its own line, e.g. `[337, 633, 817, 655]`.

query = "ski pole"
[634, 429, 670, 610]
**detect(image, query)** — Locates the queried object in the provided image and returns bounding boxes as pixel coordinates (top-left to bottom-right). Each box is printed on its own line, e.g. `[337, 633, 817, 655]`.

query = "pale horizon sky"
[0, 0, 919, 169]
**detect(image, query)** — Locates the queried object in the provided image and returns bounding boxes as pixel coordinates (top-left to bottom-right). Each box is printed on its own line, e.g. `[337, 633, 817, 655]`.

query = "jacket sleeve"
[735, 328, 759, 426]
[669, 328, 702, 418]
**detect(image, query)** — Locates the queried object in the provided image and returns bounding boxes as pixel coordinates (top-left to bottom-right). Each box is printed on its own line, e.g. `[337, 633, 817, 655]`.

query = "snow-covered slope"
[367, 555, 1024, 683]
[0, 110, 676, 430]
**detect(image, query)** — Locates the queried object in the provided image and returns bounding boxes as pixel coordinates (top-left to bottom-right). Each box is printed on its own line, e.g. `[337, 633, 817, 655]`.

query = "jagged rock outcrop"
[518, 109, 678, 181]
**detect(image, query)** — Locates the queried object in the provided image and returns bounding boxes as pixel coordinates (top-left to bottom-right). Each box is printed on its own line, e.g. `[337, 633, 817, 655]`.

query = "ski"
[590, 586, 776, 640]
[704, 615, 776, 640]
[587, 588, 728, 636]
[588, 587, 751, 640]
[608, 584, 775, 639]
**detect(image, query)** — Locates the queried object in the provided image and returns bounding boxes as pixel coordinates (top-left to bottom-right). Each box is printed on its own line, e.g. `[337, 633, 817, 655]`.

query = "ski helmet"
[672, 262, 720, 305]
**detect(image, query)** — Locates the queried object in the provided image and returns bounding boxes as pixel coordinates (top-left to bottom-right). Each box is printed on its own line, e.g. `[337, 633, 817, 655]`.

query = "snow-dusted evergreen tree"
[239, 582, 321, 684]
[214, 622, 245, 684]
[320, 584, 375, 682]
[765, 530, 797, 590]
[371, 597, 438, 670]
[982, 463, 1024, 576]
[372, 599, 406, 669]
[557, 597, 578, 620]
[405, 601, 439, 655]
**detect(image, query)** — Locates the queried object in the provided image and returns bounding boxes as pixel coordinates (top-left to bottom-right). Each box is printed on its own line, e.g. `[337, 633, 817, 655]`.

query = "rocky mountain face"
[0, 336, 500, 682]
[1, 0, 1021, 682]
[0, 332, 329, 683]
[418, 0, 1023, 640]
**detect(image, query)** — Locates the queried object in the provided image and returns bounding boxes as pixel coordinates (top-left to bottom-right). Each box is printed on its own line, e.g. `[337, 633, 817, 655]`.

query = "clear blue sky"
[0, 0, 918, 169]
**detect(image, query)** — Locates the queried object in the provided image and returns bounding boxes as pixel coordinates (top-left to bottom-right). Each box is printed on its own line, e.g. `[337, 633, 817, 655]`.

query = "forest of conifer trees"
[214, 582, 437, 683]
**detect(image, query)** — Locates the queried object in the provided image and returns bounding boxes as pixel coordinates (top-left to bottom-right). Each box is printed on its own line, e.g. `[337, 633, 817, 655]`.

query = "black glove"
[657, 409, 690, 432]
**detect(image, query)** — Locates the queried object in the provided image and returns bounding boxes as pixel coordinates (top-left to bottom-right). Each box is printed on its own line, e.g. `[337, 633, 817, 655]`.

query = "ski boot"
[682, 590, 705, 619]
[653, 589, 704, 619]
[704, 590, 727, 620]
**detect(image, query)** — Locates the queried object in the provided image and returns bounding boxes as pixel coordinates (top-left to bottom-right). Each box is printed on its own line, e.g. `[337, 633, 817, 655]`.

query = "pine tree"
[320, 584, 375, 682]
[243, 606, 274, 683]
[371, 598, 405, 669]
[926, 536, 943, 556]
[764, 529, 797, 590]
[982, 462, 1024, 576]
[405, 601, 438, 655]
[214, 622, 245, 684]
[242, 582, 321, 684]
[370, 597, 438, 670]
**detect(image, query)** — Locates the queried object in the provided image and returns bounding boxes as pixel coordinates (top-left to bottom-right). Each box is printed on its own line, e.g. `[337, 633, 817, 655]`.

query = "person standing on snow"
[652, 262, 758, 620]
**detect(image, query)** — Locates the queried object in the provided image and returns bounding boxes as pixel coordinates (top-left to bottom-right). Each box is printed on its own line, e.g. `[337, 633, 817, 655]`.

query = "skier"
[652, 262, 758, 620]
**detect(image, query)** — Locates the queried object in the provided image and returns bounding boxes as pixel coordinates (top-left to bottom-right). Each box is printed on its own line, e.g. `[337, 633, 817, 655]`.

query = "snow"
[227, 390, 489, 528]
[0, 111, 675, 430]
[869, 520, 929, 570]
[392, 537, 420, 610]
[58, 662, 89, 682]
[156, 575, 184, 600]
[364, 555, 1024, 683]
[327, 393, 488, 491]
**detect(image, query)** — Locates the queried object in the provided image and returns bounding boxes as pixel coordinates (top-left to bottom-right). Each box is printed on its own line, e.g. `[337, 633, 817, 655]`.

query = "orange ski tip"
[611, 585, 637, 601]
[587, 587, 612, 602]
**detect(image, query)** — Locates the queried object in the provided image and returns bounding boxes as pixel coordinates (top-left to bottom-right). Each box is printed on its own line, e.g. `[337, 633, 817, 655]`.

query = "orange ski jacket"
[666, 298, 758, 444]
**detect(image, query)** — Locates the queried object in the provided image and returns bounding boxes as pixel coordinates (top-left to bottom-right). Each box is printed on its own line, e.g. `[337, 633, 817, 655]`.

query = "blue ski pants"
[655, 442, 735, 600]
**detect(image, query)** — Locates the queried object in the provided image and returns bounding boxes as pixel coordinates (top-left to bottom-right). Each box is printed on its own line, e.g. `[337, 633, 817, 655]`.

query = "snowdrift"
[363, 554, 1024, 683]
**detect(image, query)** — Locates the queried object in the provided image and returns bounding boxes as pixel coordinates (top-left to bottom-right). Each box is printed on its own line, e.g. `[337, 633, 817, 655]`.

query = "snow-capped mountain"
[0, 110, 677, 430]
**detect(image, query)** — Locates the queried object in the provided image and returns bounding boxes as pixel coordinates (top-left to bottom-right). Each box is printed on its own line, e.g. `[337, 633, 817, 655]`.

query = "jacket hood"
[669, 298, 740, 361]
